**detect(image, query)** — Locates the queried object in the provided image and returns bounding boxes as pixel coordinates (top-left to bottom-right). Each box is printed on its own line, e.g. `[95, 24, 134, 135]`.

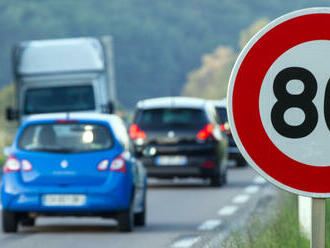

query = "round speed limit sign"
[228, 8, 330, 197]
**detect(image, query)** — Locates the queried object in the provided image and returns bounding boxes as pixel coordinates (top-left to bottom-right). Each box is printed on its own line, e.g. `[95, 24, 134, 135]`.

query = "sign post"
[311, 198, 325, 248]
[227, 8, 330, 248]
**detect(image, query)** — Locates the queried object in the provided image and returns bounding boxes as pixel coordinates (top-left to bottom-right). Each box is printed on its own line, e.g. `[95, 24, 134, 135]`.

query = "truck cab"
[7, 37, 114, 123]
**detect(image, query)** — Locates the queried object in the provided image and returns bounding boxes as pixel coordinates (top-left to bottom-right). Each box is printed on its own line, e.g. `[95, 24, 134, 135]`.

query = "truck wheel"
[117, 203, 134, 232]
[134, 192, 146, 226]
[2, 210, 18, 233]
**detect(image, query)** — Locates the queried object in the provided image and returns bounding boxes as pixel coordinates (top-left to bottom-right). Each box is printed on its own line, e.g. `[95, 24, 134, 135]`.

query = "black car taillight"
[129, 124, 146, 140]
[197, 123, 215, 140]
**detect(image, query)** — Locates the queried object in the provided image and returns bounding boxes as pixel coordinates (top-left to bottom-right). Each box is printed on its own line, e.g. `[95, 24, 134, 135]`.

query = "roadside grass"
[221, 191, 310, 248]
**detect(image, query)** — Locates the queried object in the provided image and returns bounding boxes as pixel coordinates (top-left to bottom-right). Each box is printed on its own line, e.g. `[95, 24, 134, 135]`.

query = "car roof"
[136, 97, 209, 110]
[24, 112, 122, 126]
[210, 98, 227, 108]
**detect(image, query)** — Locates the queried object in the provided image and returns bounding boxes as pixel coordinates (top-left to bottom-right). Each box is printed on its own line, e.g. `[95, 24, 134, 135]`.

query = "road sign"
[227, 8, 330, 198]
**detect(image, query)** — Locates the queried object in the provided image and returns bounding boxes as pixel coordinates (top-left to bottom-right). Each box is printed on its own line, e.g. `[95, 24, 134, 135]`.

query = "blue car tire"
[117, 200, 134, 232]
[134, 192, 146, 226]
[2, 210, 18, 233]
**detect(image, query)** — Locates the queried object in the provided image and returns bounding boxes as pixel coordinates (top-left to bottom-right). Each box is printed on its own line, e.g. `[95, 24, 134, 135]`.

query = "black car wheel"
[210, 165, 227, 187]
[134, 191, 146, 226]
[2, 210, 18, 233]
[117, 201, 134, 232]
[210, 175, 222, 187]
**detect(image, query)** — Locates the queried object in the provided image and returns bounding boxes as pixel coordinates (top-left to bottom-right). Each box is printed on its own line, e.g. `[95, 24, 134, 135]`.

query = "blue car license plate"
[155, 155, 187, 166]
[42, 194, 86, 207]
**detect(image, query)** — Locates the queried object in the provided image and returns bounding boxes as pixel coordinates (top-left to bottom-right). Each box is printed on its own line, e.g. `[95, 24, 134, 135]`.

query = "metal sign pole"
[310, 198, 326, 248]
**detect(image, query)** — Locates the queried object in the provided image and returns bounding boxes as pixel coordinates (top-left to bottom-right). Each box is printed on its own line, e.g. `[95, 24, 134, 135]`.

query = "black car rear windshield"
[136, 108, 207, 128]
[216, 107, 227, 124]
[24, 85, 95, 114]
[18, 123, 113, 153]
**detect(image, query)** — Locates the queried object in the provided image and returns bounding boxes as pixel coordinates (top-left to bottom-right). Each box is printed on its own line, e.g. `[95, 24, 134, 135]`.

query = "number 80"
[271, 67, 330, 138]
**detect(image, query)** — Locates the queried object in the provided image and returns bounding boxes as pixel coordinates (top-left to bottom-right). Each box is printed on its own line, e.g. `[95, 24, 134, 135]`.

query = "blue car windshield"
[18, 123, 113, 153]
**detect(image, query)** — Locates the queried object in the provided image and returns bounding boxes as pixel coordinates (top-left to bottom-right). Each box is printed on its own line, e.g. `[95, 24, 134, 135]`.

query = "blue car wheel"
[2, 210, 19, 233]
[117, 199, 134, 232]
[134, 190, 146, 226]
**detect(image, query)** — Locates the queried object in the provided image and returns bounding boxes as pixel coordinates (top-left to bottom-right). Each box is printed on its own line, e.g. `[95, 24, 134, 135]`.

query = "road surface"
[0, 166, 275, 248]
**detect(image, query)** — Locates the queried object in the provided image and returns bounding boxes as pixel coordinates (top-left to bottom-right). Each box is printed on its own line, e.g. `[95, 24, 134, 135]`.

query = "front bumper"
[1, 172, 133, 213]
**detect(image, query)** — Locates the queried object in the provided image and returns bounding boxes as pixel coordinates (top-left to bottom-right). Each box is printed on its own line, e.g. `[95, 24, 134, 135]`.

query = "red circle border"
[233, 13, 330, 194]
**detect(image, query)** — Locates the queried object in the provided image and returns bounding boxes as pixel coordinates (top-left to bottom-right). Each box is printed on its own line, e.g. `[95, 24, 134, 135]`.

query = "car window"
[136, 108, 208, 128]
[215, 107, 228, 124]
[18, 122, 113, 153]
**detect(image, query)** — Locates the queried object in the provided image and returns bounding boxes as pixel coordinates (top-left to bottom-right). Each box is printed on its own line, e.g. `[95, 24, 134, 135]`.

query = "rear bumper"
[140, 156, 220, 178]
[134, 141, 226, 178]
[146, 166, 217, 178]
[1, 172, 133, 213]
[3, 194, 126, 214]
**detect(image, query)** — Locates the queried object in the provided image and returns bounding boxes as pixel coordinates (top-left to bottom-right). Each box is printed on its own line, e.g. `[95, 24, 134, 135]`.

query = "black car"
[129, 97, 228, 187]
[213, 99, 246, 167]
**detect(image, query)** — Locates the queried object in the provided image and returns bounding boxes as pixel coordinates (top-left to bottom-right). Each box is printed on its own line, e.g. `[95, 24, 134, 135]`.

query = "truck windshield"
[24, 86, 95, 114]
[18, 123, 113, 153]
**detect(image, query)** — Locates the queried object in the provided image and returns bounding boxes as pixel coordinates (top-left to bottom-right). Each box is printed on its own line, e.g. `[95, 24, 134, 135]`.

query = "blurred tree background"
[182, 18, 269, 99]
[0, 0, 329, 108]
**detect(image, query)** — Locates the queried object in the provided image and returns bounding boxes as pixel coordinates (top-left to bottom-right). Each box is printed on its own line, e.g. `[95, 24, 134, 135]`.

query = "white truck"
[6, 37, 116, 123]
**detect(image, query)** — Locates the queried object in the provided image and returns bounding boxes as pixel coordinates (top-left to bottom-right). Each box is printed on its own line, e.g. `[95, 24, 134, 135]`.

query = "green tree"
[0, 84, 16, 158]
[182, 46, 236, 99]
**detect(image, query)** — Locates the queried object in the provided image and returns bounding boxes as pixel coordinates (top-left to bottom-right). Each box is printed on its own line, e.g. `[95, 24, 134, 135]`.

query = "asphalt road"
[0, 166, 276, 248]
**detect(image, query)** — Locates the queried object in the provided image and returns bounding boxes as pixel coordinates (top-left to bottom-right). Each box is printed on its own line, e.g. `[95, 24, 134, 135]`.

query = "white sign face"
[259, 40, 330, 166]
[227, 7, 330, 197]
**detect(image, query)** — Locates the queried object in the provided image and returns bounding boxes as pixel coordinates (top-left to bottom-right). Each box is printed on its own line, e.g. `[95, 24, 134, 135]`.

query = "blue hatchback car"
[1, 113, 147, 233]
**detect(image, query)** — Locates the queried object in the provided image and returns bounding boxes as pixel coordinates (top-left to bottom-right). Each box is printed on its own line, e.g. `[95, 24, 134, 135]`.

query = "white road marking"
[245, 185, 260, 194]
[232, 194, 250, 204]
[172, 236, 201, 248]
[254, 176, 266, 184]
[197, 219, 222, 231]
[218, 205, 238, 216]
